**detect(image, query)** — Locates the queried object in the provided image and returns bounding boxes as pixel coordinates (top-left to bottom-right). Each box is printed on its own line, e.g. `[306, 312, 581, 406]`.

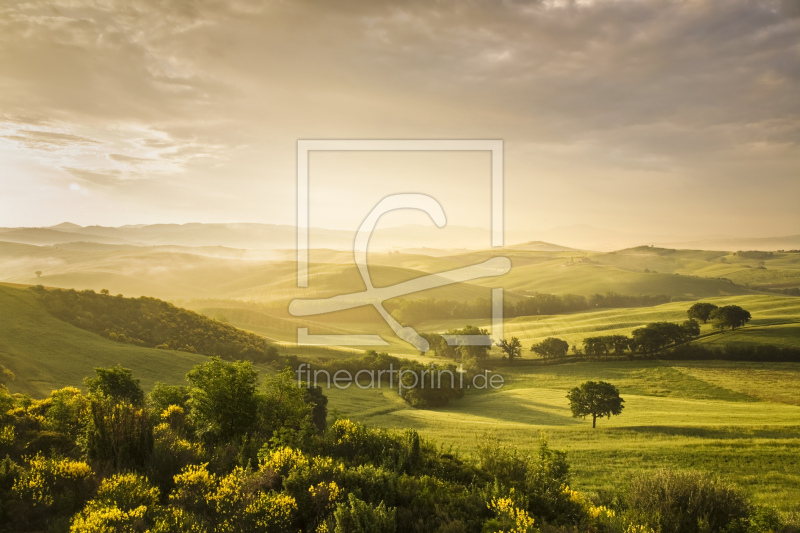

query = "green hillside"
[0, 284, 209, 397]
[7, 241, 797, 308]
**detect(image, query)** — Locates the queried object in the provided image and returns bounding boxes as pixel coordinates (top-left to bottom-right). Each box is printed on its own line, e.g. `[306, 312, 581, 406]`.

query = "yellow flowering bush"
[309, 480, 342, 514]
[70, 504, 149, 533]
[245, 491, 298, 532]
[0, 424, 14, 446]
[260, 446, 308, 477]
[13, 453, 93, 507]
[329, 419, 365, 447]
[170, 462, 218, 514]
[44, 386, 88, 436]
[561, 485, 618, 529]
[487, 491, 538, 533]
[624, 525, 657, 533]
[70, 473, 162, 532]
[93, 472, 160, 510]
[161, 404, 186, 430]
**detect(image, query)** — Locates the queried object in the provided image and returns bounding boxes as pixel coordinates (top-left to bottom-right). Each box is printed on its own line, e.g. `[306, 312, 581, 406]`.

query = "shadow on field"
[610, 425, 800, 439]
[441, 398, 584, 426]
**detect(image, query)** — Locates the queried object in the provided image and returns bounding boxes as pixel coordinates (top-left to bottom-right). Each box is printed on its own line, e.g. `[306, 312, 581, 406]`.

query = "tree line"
[31, 286, 279, 363]
[509, 303, 752, 360]
[387, 292, 673, 323]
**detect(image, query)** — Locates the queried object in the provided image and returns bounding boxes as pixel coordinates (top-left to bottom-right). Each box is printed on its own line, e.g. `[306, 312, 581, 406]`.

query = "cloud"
[62, 167, 123, 186]
[107, 153, 153, 164]
[0, 0, 797, 234]
[2, 130, 99, 151]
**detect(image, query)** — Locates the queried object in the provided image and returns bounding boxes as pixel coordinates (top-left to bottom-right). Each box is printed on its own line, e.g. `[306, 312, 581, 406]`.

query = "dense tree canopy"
[566, 381, 625, 428]
[531, 337, 570, 359]
[687, 302, 719, 323]
[710, 305, 752, 331]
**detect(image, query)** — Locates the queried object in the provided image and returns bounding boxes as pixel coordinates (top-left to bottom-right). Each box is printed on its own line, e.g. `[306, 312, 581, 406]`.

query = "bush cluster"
[0, 359, 794, 532]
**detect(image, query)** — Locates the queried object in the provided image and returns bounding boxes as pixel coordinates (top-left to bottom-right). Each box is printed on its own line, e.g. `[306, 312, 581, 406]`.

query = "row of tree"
[387, 291, 673, 323]
[507, 304, 752, 360]
[687, 302, 752, 330]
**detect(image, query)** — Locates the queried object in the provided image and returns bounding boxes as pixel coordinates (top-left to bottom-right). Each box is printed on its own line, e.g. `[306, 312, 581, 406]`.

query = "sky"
[1, 0, 799, 239]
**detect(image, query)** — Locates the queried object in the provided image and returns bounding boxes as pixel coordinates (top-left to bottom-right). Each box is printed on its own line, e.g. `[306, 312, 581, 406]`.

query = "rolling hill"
[0, 284, 210, 398]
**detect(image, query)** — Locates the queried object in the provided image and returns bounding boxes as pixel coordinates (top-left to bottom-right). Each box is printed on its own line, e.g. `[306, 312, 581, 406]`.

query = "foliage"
[85, 365, 145, 406]
[626, 468, 751, 533]
[485, 490, 539, 533]
[566, 381, 624, 428]
[664, 344, 800, 362]
[388, 292, 671, 325]
[397, 360, 465, 409]
[710, 305, 752, 331]
[187, 357, 260, 444]
[3, 355, 793, 533]
[583, 335, 631, 356]
[32, 286, 278, 363]
[498, 337, 523, 360]
[688, 302, 719, 323]
[333, 493, 396, 533]
[629, 320, 699, 355]
[11, 453, 94, 529]
[441, 325, 493, 363]
[531, 338, 570, 359]
[148, 382, 190, 419]
[83, 398, 153, 473]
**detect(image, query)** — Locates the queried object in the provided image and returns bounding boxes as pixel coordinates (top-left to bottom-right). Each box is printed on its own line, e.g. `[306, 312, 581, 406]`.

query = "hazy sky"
[1, 0, 799, 238]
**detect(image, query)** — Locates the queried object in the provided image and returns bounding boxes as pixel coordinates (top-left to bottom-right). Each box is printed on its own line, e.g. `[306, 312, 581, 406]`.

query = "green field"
[0, 284, 210, 397]
[323, 360, 800, 511]
[404, 294, 800, 354]
[3, 241, 800, 512]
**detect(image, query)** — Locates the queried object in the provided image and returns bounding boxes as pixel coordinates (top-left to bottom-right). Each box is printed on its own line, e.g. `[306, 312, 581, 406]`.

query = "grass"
[323, 360, 800, 510]
[3, 242, 800, 509]
[0, 284, 210, 397]
[415, 294, 800, 355]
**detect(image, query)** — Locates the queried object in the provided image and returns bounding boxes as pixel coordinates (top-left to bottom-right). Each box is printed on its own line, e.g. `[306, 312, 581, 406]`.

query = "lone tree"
[567, 381, 624, 428]
[709, 305, 751, 331]
[497, 337, 523, 360]
[531, 337, 569, 359]
[34, 270, 42, 278]
[687, 302, 718, 323]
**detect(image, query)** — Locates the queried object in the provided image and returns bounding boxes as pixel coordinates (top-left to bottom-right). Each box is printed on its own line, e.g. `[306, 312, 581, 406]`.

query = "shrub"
[334, 493, 396, 533]
[626, 468, 750, 533]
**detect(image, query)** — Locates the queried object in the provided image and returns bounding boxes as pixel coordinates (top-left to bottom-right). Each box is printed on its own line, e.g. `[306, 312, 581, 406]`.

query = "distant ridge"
[0, 222, 797, 252]
[508, 240, 579, 252]
[48, 222, 82, 231]
[659, 235, 800, 252]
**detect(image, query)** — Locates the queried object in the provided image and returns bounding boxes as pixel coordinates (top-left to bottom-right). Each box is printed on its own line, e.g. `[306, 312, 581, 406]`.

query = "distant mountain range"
[0, 222, 798, 252]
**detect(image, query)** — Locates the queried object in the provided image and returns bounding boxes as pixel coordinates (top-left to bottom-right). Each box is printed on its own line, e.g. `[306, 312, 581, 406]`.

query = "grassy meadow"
[323, 360, 800, 511]
[2, 238, 800, 512]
